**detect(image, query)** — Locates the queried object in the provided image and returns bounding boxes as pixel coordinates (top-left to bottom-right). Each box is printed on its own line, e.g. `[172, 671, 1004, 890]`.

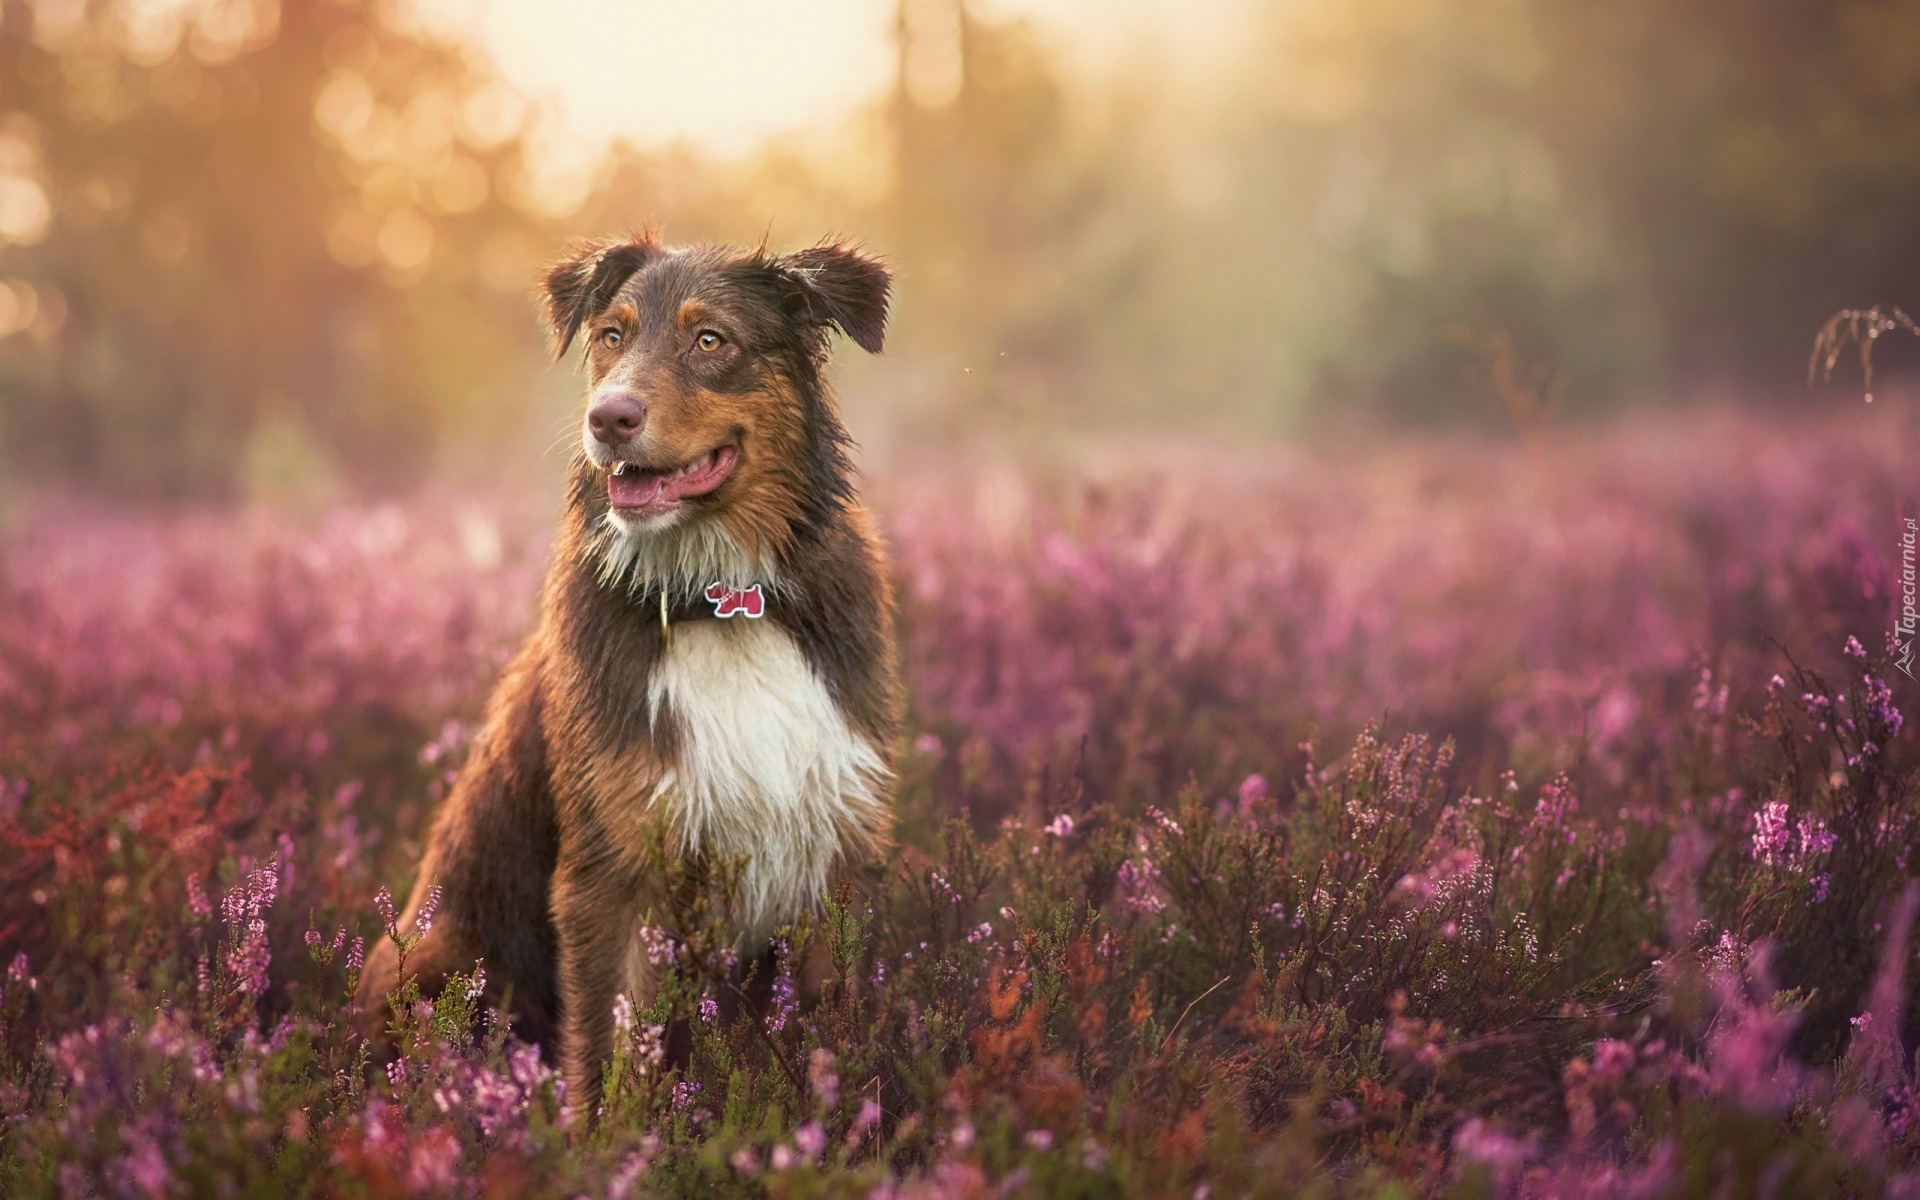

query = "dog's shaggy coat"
[356, 234, 899, 1108]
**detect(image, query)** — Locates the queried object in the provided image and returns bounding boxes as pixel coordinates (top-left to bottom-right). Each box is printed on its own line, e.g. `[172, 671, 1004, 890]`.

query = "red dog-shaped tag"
[704, 582, 766, 619]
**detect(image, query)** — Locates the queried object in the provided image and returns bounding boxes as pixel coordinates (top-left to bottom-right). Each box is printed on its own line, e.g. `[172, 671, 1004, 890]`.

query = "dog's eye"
[599, 328, 622, 349]
[695, 330, 724, 352]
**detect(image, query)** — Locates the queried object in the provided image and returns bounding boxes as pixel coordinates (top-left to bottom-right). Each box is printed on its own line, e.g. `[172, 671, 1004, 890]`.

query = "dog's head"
[542, 233, 889, 571]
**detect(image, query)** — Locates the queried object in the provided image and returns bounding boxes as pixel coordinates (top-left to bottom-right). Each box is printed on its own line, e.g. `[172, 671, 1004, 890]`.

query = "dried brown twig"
[1810, 305, 1920, 402]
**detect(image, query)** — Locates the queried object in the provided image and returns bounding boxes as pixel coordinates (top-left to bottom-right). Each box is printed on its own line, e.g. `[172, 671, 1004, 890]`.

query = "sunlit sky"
[412, 0, 1246, 157]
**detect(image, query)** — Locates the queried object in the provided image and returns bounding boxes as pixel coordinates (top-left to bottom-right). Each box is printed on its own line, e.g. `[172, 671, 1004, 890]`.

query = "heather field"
[3, 408, 1920, 1199]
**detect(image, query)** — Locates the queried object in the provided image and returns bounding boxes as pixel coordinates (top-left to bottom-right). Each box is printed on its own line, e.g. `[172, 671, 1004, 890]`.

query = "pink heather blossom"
[1846, 885, 1918, 1094]
[794, 1121, 827, 1160]
[403, 1126, 459, 1194]
[1691, 665, 1729, 717]
[628, 1023, 666, 1075]
[114, 1124, 172, 1197]
[1114, 858, 1165, 914]
[185, 873, 212, 919]
[1591, 1039, 1636, 1082]
[1888, 1085, 1920, 1141]
[1704, 946, 1803, 1115]
[809, 1048, 840, 1106]
[227, 920, 271, 996]
[414, 883, 442, 936]
[1751, 801, 1836, 880]
[1042, 813, 1074, 837]
[373, 887, 397, 937]
[636, 924, 677, 966]
[671, 1080, 703, 1112]
[1236, 773, 1268, 812]
[1453, 1117, 1536, 1189]
[1750, 802, 1792, 867]
[1863, 673, 1904, 736]
[763, 939, 799, 1034]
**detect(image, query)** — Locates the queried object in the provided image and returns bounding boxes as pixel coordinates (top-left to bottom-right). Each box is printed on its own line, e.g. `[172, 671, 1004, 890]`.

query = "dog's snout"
[587, 393, 647, 446]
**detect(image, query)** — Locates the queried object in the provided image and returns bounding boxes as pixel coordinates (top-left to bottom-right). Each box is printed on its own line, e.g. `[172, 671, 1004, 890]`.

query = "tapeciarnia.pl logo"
[1899, 516, 1917, 679]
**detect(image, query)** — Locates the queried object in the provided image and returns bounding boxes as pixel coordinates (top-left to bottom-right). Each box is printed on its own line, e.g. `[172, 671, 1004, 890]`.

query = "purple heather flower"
[1236, 773, 1268, 812]
[766, 940, 798, 1033]
[636, 924, 677, 965]
[794, 1120, 827, 1160]
[1751, 802, 1792, 867]
[1115, 858, 1166, 914]
[373, 886, 397, 937]
[1453, 1117, 1536, 1190]
[414, 883, 442, 936]
[185, 873, 212, 919]
[1591, 1039, 1635, 1082]
[809, 1048, 840, 1106]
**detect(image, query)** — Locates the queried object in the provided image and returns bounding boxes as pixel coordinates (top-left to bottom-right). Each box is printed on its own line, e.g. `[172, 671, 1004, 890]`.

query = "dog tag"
[704, 582, 766, 619]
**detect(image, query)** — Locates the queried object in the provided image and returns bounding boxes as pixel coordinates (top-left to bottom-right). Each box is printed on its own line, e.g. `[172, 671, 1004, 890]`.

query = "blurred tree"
[0, 0, 552, 499]
[882, 0, 1143, 431]
[6, 0, 1920, 494]
[1531, 0, 1920, 388]
[1248, 0, 1920, 424]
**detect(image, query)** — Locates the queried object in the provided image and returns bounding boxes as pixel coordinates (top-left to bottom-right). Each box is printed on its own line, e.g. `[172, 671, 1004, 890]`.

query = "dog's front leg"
[550, 847, 651, 1120]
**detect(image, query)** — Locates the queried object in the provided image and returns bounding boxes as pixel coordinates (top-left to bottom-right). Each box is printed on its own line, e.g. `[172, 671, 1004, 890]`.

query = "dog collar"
[652, 583, 768, 643]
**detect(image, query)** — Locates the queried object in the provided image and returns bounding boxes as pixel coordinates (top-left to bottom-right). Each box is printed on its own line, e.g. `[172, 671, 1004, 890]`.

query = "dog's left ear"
[776, 244, 891, 354]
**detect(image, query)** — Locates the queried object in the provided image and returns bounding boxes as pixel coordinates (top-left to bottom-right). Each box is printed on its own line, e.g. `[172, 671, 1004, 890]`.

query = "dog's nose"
[587, 393, 647, 445]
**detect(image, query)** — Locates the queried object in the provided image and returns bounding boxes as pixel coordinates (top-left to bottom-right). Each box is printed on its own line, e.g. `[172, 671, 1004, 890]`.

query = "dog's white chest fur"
[646, 617, 887, 935]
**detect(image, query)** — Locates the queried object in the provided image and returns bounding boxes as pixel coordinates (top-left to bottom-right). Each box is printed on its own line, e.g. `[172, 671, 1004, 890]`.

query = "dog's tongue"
[607, 446, 737, 511]
[608, 468, 676, 510]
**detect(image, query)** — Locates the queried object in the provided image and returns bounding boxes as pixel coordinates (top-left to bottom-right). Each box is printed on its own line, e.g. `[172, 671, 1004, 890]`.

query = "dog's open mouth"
[607, 443, 738, 518]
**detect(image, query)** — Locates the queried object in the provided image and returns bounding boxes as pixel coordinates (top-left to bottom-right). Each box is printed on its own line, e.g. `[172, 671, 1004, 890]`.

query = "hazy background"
[1, 0, 1918, 502]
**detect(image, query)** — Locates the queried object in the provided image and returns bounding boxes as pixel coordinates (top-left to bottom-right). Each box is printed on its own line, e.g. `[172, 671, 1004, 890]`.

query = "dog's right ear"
[540, 237, 659, 360]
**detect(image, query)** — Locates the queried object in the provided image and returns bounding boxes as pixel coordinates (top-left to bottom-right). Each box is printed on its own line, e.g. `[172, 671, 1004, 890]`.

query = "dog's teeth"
[614, 463, 628, 476]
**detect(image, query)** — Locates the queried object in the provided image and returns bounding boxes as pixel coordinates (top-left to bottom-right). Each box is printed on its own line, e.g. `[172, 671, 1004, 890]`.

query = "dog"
[356, 233, 900, 1110]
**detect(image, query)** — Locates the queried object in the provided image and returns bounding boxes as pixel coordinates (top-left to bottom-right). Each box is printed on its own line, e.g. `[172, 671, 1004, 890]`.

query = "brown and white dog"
[356, 233, 899, 1108]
